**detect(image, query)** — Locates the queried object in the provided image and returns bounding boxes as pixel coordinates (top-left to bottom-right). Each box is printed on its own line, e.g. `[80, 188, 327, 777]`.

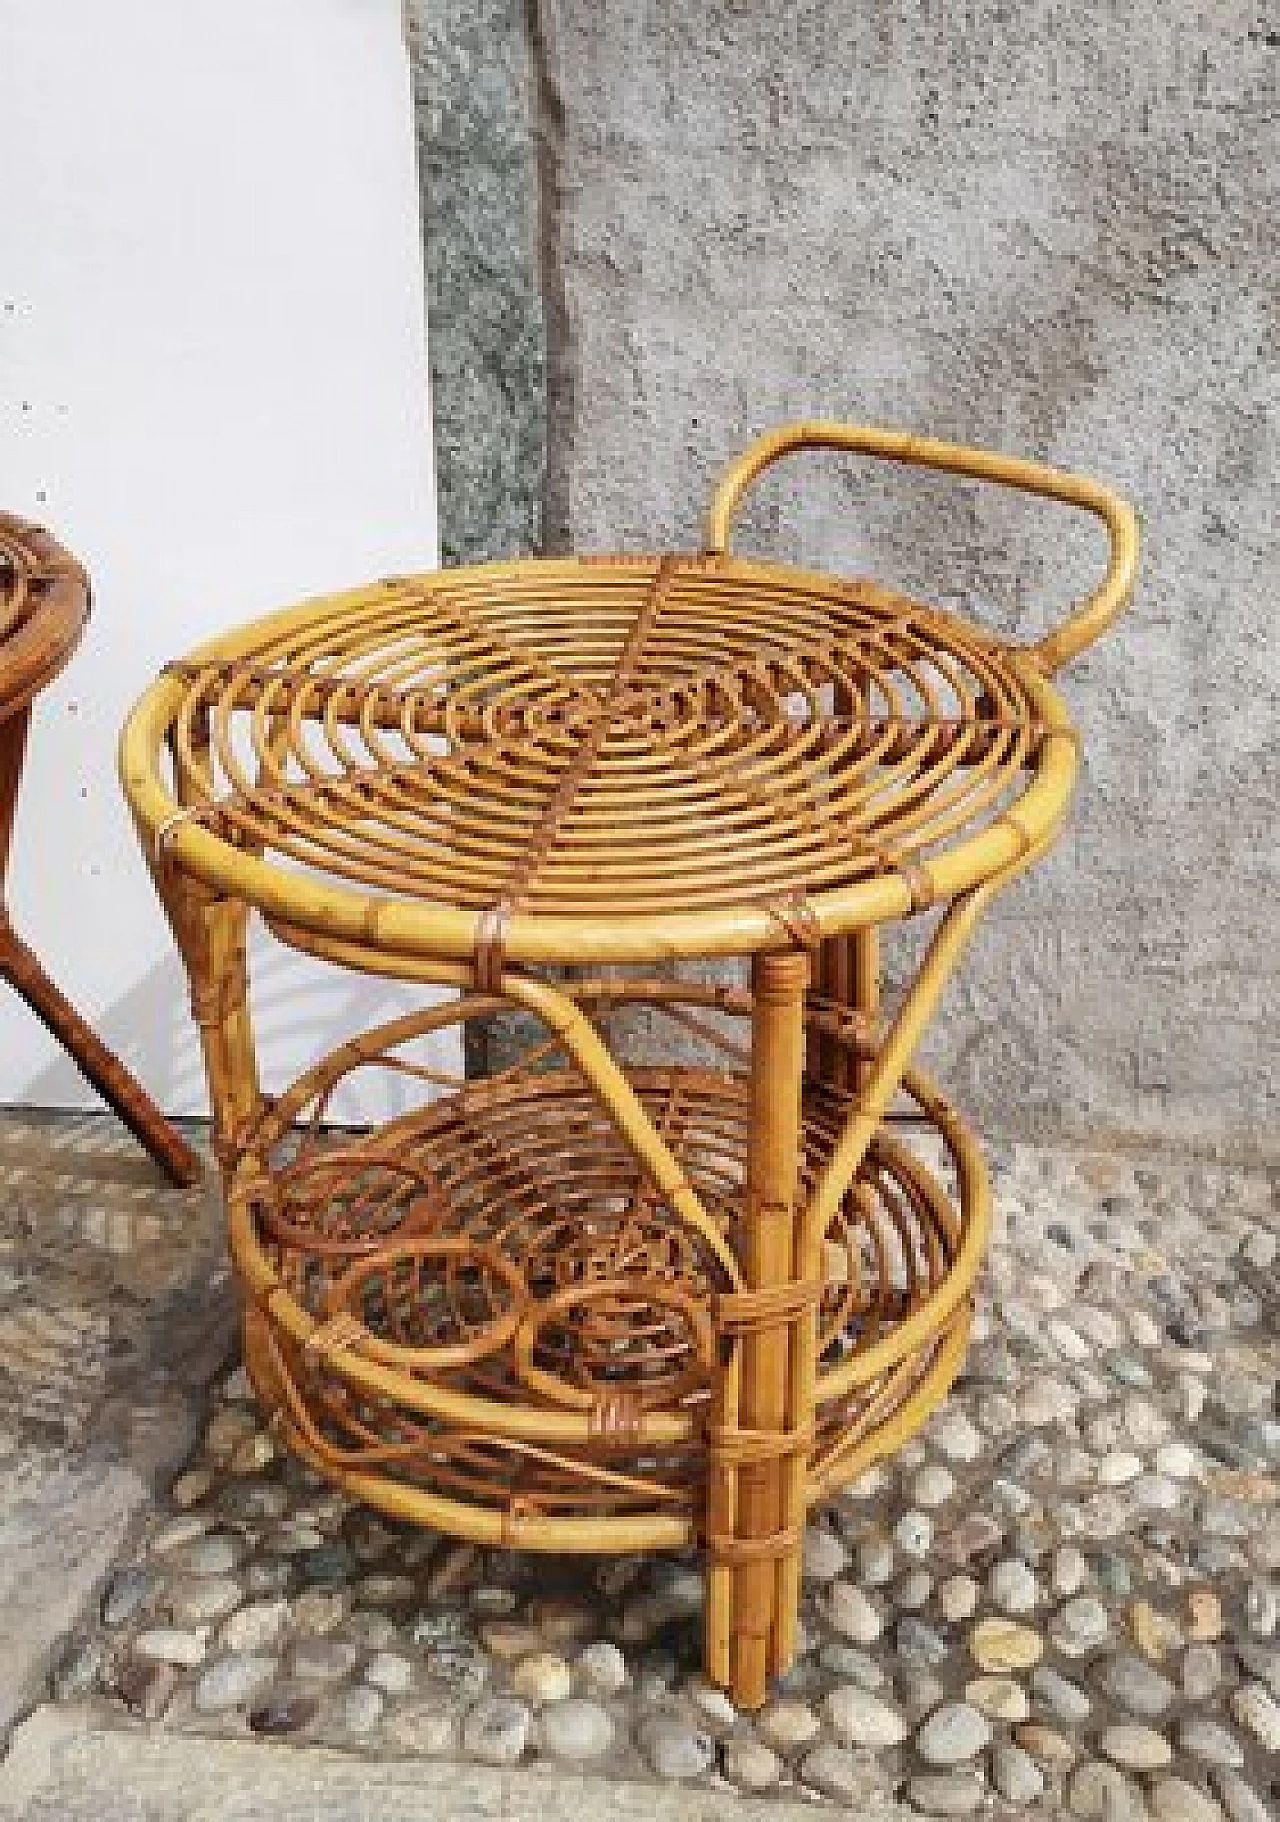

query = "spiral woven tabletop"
[125, 552, 1079, 962]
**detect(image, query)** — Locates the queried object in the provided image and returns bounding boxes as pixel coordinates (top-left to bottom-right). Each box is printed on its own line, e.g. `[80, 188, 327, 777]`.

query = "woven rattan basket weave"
[121, 422, 1137, 1704]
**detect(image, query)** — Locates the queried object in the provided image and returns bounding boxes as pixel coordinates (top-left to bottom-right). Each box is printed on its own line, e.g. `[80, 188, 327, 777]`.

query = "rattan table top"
[121, 550, 1080, 966]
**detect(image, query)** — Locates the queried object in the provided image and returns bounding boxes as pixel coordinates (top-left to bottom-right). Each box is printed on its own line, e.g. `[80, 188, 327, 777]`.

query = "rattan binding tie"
[764, 893, 823, 949]
[705, 1420, 816, 1464]
[473, 901, 512, 993]
[501, 1496, 542, 1546]
[590, 1389, 645, 1441]
[707, 1525, 803, 1566]
[897, 860, 937, 915]
[303, 1312, 365, 1359]
[714, 1277, 824, 1335]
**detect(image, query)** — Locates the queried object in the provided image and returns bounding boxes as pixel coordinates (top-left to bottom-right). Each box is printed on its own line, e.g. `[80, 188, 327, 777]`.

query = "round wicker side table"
[120, 423, 1137, 1707]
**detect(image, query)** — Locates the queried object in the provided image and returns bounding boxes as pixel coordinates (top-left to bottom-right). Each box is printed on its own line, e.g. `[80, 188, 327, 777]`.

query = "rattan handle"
[703, 421, 1138, 674]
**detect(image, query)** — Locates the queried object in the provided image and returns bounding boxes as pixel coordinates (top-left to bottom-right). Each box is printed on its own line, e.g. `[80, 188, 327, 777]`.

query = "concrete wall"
[415, 2, 1279, 1158]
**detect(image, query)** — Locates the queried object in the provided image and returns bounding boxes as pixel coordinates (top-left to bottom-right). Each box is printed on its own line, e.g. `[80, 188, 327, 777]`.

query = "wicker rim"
[119, 552, 1080, 966]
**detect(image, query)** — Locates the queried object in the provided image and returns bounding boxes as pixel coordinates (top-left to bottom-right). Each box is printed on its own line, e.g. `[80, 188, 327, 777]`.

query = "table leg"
[729, 947, 808, 1710]
[157, 872, 259, 1177]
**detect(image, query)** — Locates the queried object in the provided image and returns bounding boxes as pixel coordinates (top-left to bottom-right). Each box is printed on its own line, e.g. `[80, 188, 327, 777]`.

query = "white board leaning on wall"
[0, 0, 456, 1122]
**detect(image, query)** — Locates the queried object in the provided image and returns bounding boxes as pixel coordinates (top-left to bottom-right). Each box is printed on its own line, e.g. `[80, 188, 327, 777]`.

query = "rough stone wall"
[416, 3, 1279, 1157]
[408, 0, 545, 565]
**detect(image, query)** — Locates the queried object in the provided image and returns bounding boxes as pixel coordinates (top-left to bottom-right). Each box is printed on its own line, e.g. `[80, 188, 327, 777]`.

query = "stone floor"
[0, 1109, 1276, 1821]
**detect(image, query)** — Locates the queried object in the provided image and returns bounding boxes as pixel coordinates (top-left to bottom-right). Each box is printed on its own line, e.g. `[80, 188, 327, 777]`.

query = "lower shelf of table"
[231, 1041, 987, 1556]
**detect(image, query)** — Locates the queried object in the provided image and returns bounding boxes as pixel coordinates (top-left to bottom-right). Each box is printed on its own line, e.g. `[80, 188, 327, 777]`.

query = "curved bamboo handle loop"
[703, 420, 1138, 674]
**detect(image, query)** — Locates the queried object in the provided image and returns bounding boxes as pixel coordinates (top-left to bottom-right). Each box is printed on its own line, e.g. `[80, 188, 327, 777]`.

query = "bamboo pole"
[728, 947, 808, 1709]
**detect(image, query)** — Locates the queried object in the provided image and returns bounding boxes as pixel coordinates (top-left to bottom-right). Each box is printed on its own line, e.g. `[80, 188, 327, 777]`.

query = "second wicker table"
[120, 422, 1136, 1707]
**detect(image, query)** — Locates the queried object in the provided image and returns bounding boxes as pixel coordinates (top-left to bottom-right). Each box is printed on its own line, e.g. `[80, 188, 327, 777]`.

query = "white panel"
[0, 0, 459, 1121]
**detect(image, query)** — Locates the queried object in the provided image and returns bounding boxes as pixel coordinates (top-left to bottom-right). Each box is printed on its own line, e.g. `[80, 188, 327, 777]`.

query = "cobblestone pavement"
[0, 1109, 227, 1737]
[4, 1112, 1277, 1820]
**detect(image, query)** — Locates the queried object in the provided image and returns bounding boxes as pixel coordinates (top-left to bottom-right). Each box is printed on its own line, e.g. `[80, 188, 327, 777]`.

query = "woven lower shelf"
[233, 1030, 986, 1555]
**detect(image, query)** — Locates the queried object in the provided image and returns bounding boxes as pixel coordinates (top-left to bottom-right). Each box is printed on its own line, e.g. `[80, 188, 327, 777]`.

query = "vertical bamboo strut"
[729, 947, 808, 1709]
[803, 888, 992, 1255]
[156, 724, 261, 1174]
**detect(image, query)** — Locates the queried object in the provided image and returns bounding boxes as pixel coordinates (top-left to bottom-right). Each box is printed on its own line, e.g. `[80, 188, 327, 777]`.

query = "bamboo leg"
[803, 888, 992, 1256]
[729, 947, 808, 1710]
[0, 710, 199, 1185]
[149, 720, 260, 1178]
[150, 860, 259, 1179]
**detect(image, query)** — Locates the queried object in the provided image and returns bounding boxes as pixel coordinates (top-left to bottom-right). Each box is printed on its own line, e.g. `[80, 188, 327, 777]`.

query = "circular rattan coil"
[232, 1000, 985, 1552]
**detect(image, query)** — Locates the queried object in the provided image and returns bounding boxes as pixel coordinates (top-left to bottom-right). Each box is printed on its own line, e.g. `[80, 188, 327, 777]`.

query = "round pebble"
[1101, 1723, 1174, 1770]
[897, 1569, 934, 1610]
[1032, 1663, 1091, 1722]
[720, 1738, 780, 1791]
[894, 1512, 933, 1558]
[290, 1638, 359, 1682]
[963, 1676, 1028, 1722]
[1069, 1759, 1146, 1821]
[538, 1697, 614, 1760]
[1050, 1595, 1110, 1657]
[1149, 1778, 1225, 1822]
[968, 1617, 1043, 1671]
[1183, 1643, 1223, 1701]
[219, 1599, 288, 1654]
[1098, 1451, 1143, 1486]
[799, 1744, 886, 1804]
[1017, 1721, 1078, 1768]
[1104, 1653, 1176, 1717]
[463, 1695, 532, 1766]
[992, 1744, 1045, 1803]
[364, 1651, 413, 1696]
[939, 1575, 978, 1622]
[822, 1685, 907, 1747]
[824, 1579, 883, 1643]
[802, 1524, 849, 1581]
[171, 1468, 214, 1509]
[1209, 1769, 1271, 1822]
[1177, 1718, 1245, 1768]
[686, 1677, 736, 1728]
[382, 1702, 456, 1754]
[167, 1534, 244, 1578]
[637, 1715, 713, 1780]
[1229, 1681, 1280, 1752]
[1157, 1442, 1201, 1479]
[987, 1557, 1039, 1613]
[906, 1771, 986, 1815]
[511, 1652, 572, 1706]
[929, 1410, 984, 1462]
[194, 1654, 278, 1713]
[133, 1627, 208, 1668]
[756, 1697, 821, 1751]
[1246, 1580, 1278, 1636]
[339, 1684, 384, 1735]
[577, 1640, 626, 1694]
[912, 1465, 956, 1507]
[914, 1702, 991, 1766]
